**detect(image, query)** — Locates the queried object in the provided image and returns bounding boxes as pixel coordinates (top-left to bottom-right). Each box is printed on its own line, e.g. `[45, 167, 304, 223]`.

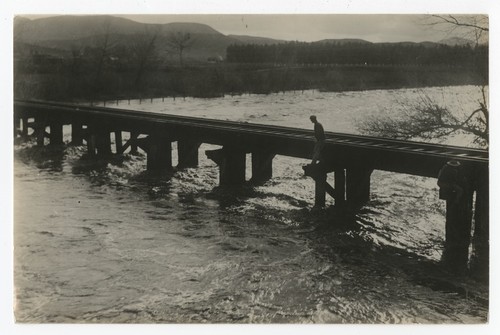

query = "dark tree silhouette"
[130, 26, 161, 86]
[226, 42, 486, 67]
[90, 18, 116, 96]
[166, 31, 193, 66]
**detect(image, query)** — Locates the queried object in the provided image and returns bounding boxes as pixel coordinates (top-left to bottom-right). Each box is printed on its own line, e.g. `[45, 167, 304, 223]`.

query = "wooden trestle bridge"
[14, 100, 489, 275]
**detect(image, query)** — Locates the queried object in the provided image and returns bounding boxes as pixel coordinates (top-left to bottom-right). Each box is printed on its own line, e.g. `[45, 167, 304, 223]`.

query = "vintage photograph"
[9, 4, 490, 328]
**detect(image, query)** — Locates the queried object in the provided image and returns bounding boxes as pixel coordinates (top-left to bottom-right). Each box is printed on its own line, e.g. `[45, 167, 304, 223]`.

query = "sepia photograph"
[3, 0, 498, 334]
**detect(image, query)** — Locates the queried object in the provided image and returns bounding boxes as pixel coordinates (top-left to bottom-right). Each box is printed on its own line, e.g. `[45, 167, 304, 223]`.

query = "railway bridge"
[14, 100, 489, 276]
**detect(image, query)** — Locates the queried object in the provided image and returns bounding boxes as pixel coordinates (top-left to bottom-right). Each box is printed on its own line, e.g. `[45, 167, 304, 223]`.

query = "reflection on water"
[14, 87, 488, 323]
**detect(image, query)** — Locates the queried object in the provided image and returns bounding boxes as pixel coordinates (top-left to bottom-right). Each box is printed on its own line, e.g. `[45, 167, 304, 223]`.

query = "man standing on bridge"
[310, 115, 325, 164]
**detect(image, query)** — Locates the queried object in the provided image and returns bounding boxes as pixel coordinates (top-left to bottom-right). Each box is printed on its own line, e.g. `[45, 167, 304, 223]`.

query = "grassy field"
[14, 63, 488, 102]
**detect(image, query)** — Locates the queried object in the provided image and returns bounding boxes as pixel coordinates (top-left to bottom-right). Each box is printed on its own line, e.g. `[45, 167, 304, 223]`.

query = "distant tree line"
[226, 42, 488, 68]
[14, 63, 487, 102]
[14, 38, 488, 102]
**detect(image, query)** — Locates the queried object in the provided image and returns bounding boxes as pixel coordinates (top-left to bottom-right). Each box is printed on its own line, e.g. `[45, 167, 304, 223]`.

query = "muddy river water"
[14, 86, 488, 323]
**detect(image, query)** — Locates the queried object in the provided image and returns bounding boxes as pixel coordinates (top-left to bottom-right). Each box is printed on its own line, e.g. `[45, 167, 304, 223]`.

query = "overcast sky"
[116, 14, 441, 43]
[21, 14, 486, 43]
[11, 0, 494, 43]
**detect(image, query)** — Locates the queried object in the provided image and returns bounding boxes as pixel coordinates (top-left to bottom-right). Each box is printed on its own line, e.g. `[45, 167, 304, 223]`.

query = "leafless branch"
[166, 31, 194, 66]
[423, 14, 489, 46]
[357, 87, 488, 147]
[430, 15, 489, 32]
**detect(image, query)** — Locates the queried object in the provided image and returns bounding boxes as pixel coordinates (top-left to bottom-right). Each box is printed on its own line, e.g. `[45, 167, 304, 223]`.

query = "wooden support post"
[345, 167, 372, 209]
[130, 131, 139, 155]
[442, 189, 474, 274]
[303, 163, 333, 208]
[87, 133, 97, 155]
[14, 116, 21, 138]
[314, 172, 327, 208]
[334, 168, 346, 207]
[21, 117, 29, 138]
[114, 131, 123, 154]
[95, 127, 112, 155]
[86, 124, 97, 155]
[146, 135, 172, 172]
[34, 123, 46, 147]
[86, 124, 110, 156]
[135, 137, 151, 152]
[251, 151, 275, 184]
[470, 167, 489, 280]
[437, 162, 475, 274]
[178, 139, 200, 168]
[71, 122, 84, 145]
[206, 147, 246, 185]
[222, 149, 246, 185]
[49, 120, 64, 146]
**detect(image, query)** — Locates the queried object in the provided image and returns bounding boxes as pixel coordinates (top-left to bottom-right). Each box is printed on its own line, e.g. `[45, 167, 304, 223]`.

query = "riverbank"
[14, 63, 487, 102]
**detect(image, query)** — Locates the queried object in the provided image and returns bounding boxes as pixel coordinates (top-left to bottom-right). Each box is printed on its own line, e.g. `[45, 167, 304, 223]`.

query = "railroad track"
[15, 100, 488, 164]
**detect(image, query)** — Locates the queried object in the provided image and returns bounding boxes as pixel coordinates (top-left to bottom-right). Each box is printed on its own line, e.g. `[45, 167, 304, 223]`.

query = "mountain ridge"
[14, 15, 478, 62]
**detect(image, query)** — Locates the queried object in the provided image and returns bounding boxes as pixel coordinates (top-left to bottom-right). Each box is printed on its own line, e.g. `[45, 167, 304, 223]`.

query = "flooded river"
[13, 86, 488, 323]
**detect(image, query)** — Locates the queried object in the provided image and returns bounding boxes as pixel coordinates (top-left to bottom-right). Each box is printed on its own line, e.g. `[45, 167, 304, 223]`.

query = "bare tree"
[357, 86, 488, 147]
[130, 26, 161, 86]
[91, 19, 115, 93]
[359, 14, 489, 147]
[166, 31, 193, 66]
[70, 43, 84, 75]
[423, 15, 489, 47]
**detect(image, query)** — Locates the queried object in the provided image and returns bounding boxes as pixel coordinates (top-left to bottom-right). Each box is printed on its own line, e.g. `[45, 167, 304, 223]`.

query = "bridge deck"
[13, 99, 490, 274]
[14, 100, 488, 178]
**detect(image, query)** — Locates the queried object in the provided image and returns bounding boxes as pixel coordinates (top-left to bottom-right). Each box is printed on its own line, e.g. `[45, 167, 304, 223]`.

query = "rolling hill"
[228, 35, 286, 45]
[14, 15, 242, 62]
[14, 15, 478, 63]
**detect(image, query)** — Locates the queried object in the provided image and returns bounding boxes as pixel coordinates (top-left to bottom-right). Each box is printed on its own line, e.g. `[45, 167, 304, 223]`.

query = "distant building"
[207, 56, 224, 63]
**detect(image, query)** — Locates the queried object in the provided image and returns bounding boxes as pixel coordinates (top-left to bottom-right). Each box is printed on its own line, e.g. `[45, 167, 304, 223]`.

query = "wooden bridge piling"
[345, 167, 373, 209]
[13, 100, 489, 278]
[303, 164, 336, 208]
[87, 133, 97, 155]
[442, 189, 474, 274]
[146, 135, 173, 172]
[14, 116, 21, 137]
[114, 131, 123, 154]
[206, 147, 246, 185]
[95, 127, 112, 155]
[437, 162, 489, 274]
[49, 120, 64, 146]
[71, 122, 84, 145]
[117, 132, 136, 154]
[85, 124, 111, 156]
[87, 124, 97, 156]
[304, 164, 372, 209]
[251, 151, 275, 184]
[26, 114, 48, 147]
[177, 140, 200, 168]
[471, 166, 489, 279]
[334, 168, 346, 206]
[130, 131, 139, 155]
[314, 172, 327, 208]
[21, 117, 29, 138]
[34, 122, 46, 147]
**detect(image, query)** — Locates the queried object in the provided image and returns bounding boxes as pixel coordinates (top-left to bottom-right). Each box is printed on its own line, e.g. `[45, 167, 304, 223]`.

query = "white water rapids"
[13, 86, 488, 323]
